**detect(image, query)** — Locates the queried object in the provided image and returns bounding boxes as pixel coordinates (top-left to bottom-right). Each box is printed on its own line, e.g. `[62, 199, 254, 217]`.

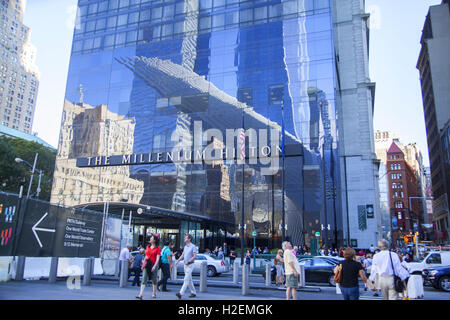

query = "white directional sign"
[31, 212, 56, 248]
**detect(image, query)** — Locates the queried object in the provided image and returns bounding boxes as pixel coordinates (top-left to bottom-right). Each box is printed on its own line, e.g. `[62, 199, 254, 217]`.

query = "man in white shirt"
[369, 239, 409, 300]
[118, 245, 132, 278]
[282, 241, 300, 300]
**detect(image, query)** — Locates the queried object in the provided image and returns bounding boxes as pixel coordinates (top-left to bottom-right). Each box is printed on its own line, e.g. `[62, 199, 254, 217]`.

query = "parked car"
[406, 251, 450, 273]
[176, 254, 229, 277]
[422, 266, 450, 292]
[262, 256, 337, 286]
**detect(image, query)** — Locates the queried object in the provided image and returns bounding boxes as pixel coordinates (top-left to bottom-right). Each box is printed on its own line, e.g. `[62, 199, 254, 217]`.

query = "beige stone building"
[50, 100, 144, 207]
[0, 0, 39, 134]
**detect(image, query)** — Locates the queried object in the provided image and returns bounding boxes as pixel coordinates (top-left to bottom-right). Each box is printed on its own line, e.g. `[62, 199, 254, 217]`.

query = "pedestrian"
[404, 253, 412, 263]
[245, 250, 251, 265]
[334, 247, 370, 300]
[274, 249, 284, 286]
[118, 245, 132, 280]
[217, 247, 224, 260]
[370, 244, 375, 254]
[363, 253, 373, 291]
[175, 234, 198, 299]
[136, 234, 161, 300]
[369, 239, 409, 300]
[293, 246, 299, 256]
[204, 248, 211, 256]
[213, 246, 219, 257]
[229, 249, 237, 267]
[131, 248, 145, 286]
[399, 253, 410, 300]
[339, 247, 344, 257]
[282, 241, 300, 300]
[157, 240, 174, 292]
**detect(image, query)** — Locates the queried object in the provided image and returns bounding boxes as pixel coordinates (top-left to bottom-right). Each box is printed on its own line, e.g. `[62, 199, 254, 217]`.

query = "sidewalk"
[91, 274, 321, 292]
[0, 279, 292, 300]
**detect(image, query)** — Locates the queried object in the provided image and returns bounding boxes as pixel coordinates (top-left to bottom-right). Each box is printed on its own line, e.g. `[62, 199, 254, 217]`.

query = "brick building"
[387, 141, 420, 246]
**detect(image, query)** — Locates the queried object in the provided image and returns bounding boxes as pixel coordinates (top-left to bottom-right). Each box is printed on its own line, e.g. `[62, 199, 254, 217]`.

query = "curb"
[90, 276, 321, 292]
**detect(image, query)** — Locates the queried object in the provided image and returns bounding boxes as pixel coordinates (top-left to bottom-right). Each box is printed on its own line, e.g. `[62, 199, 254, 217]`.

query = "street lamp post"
[15, 153, 42, 198]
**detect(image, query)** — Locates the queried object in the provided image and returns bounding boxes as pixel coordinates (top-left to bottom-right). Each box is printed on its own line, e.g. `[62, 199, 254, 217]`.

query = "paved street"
[1, 277, 449, 300]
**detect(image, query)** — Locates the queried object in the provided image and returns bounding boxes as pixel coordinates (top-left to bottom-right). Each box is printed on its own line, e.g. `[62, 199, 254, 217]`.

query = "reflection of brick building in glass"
[50, 100, 144, 207]
[386, 141, 419, 246]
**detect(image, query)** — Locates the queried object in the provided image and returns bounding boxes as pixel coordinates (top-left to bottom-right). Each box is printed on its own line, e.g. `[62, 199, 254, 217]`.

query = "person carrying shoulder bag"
[333, 247, 371, 300]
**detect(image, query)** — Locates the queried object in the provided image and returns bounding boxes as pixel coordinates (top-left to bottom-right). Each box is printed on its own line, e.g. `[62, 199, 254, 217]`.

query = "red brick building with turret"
[387, 141, 420, 246]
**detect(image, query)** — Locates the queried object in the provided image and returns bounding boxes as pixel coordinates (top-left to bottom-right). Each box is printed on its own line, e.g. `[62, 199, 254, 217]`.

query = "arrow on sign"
[32, 212, 55, 248]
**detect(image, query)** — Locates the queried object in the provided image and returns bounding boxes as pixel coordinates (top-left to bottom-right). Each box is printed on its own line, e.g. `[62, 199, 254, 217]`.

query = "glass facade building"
[51, 0, 344, 250]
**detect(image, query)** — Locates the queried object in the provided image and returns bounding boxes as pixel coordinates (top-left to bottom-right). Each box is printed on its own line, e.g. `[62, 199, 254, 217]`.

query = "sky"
[365, 0, 442, 167]
[23, 0, 442, 166]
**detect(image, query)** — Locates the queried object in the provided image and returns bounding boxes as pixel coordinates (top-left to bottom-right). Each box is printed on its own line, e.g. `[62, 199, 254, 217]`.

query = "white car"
[176, 254, 229, 277]
[406, 251, 450, 273]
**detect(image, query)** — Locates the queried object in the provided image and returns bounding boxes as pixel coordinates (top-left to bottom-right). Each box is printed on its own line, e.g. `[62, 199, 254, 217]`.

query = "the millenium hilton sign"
[76, 122, 302, 175]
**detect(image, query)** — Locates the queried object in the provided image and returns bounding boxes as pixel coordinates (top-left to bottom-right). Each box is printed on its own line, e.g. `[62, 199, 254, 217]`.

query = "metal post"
[299, 264, 305, 288]
[83, 257, 94, 286]
[199, 261, 207, 293]
[15, 256, 26, 281]
[241, 263, 249, 296]
[240, 108, 245, 265]
[233, 261, 239, 284]
[281, 100, 286, 242]
[26, 153, 38, 198]
[171, 261, 177, 281]
[265, 263, 271, 287]
[48, 257, 58, 283]
[35, 170, 42, 199]
[119, 260, 128, 288]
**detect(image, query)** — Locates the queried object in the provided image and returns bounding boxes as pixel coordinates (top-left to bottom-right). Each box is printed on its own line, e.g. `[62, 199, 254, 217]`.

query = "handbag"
[333, 264, 342, 284]
[389, 252, 404, 293]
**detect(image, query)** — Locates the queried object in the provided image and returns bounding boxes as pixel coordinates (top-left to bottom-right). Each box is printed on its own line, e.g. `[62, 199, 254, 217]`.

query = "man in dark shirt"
[131, 249, 145, 286]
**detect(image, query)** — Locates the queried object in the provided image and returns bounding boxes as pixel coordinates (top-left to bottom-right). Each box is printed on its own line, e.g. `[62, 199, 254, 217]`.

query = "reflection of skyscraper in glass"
[54, 0, 379, 250]
[51, 100, 144, 207]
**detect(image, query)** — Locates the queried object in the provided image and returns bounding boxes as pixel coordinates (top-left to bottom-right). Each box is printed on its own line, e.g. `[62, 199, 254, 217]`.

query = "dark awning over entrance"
[72, 202, 234, 226]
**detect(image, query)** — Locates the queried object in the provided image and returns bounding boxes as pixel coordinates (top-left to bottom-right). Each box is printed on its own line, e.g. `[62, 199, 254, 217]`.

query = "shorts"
[285, 274, 299, 288]
[142, 265, 158, 285]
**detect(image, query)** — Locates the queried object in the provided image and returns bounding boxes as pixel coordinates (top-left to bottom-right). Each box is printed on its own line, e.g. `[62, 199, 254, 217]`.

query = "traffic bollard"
[171, 262, 177, 280]
[242, 264, 249, 296]
[83, 257, 94, 286]
[15, 256, 26, 281]
[119, 260, 128, 288]
[265, 263, 271, 287]
[299, 264, 305, 288]
[48, 257, 58, 283]
[199, 261, 207, 293]
[233, 261, 239, 284]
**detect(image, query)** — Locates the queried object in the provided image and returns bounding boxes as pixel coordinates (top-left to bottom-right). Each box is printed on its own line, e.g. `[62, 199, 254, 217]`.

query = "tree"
[0, 136, 56, 201]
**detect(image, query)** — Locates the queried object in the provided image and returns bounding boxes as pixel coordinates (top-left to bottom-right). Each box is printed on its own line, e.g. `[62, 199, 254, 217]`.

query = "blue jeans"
[340, 286, 360, 300]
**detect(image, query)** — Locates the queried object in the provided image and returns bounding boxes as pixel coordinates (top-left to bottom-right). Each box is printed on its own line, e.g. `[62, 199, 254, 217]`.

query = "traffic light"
[404, 236, 409, 243]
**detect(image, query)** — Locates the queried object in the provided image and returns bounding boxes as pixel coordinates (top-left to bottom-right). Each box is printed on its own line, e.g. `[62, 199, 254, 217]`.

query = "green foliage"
[0, 136, 56, 201]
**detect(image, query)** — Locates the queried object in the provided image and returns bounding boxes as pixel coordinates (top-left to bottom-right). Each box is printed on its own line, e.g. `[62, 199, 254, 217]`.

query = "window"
[299, 259, 312, 267]
[268, 85, 284, 105]
[392, 183, 396, 189]
[426, 254, 441, 264]
[313, 259, 333, 267]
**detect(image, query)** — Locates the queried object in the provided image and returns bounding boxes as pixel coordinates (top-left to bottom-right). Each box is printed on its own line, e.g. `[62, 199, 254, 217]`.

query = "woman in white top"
[274, 249, 284, 286]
